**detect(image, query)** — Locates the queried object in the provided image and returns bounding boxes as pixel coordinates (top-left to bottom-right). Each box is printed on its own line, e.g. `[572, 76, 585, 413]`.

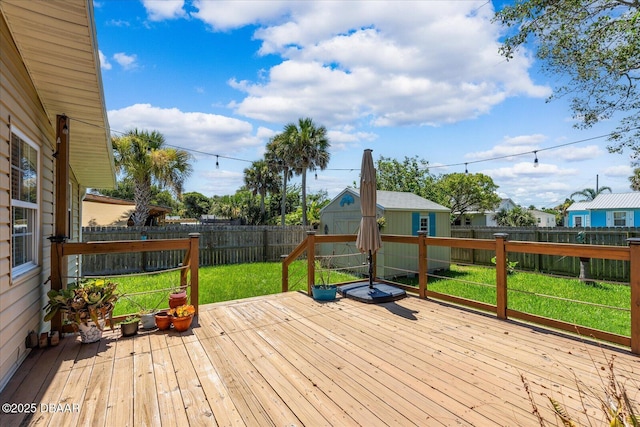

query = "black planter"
[121, 321, 139, 337]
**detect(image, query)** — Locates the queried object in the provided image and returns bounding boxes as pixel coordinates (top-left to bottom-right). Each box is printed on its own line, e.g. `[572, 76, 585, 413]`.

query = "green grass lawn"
[397, 264, 631, 337]
[111, 262, 631, 337]
[112, 260, 357, 316]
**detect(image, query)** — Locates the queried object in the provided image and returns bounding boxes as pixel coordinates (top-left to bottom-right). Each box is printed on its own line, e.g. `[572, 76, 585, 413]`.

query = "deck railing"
[282, 231, 640, 354]
[50, 233, 200, 330]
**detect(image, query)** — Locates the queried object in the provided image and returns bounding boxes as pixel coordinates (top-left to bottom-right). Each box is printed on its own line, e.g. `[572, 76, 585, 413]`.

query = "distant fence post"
[628, 238, 640, 354]
[494, 233, 508, 320]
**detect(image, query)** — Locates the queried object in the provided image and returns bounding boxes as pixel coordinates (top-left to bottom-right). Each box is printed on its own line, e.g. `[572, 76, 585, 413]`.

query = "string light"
[464, 163, 468, 174]
[533, 151, 539, 168]
[215, 155, 219, 169]
[64, 113, 635, 174]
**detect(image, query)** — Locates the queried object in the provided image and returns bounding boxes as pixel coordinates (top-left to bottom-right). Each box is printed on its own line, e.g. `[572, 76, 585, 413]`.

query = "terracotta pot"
[171, 314, 193, 332]
[169, 290, 188, 309]
[155, 312, 171, 330]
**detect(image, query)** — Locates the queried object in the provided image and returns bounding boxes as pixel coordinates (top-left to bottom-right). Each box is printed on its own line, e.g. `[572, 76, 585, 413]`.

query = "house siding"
[591, 210, 606, 227]
[0, 14, 62, 390]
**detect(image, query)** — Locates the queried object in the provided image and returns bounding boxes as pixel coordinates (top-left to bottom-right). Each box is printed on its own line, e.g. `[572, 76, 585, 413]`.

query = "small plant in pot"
[139, 309, 157, 329]
[169, 287, 188, 309]
[312, 259, 337, 301]
[44, 278, 119, 343]
[120, 315, 140, 337]
[168, 304, 195, 332]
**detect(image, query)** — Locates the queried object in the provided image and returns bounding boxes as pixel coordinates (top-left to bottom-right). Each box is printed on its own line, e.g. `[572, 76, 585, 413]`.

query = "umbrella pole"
[368, 250, 374, 289]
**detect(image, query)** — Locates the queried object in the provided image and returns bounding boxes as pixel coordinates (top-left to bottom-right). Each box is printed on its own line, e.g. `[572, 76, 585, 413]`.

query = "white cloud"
[107, 103, 263, 156]
[466, 134, 547, 161]
[553, 145, 602, 162]
[99, 50, 111, 70]
[193, 2, 550, 127]
[142, 0, 187, 21]
[191, 0, 293, 31]
[602, 164, 632, 177]
[113, 52, 138, 70]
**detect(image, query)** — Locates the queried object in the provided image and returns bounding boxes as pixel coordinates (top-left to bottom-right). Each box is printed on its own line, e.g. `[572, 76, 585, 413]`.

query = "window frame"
[613, 211, 628, 227]
[419, 215, 429, 233]
[11, 127, 40, 277]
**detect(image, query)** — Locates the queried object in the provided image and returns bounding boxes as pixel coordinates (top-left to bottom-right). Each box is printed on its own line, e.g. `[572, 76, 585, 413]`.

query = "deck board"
[1, 292, 638, 427]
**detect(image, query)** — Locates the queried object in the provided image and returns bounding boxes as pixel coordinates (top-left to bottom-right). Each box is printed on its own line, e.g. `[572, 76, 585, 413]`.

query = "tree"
[265, 134, 295, 226]
[436, 173, 500, 224]
[570, 186, 612, 202]
[112, 129, 192, 226]
[244, 159, 281, 223]
[280, 117, 331, 226]
[375, 156, 441, 202]
[630, 168, 640, 191]
[493, 206, 536, 227]
[182, 192, 212, 219]
[494, 2, 640, 160]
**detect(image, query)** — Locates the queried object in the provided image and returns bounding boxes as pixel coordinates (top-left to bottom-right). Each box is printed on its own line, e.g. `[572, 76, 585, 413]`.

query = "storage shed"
[318, 188, 451, 279]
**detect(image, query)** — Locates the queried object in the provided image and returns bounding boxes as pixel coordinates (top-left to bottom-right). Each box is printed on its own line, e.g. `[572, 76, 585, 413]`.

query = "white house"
[0, 1, 115, 390]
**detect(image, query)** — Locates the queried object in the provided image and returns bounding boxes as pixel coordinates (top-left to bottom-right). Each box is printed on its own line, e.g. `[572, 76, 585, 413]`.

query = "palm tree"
[112, 129, 192, 226]
[280, 117, 331, 226]
[265, 134, 295, 226]
[244, 159, 281, 223]
[570, 186, 612, 202]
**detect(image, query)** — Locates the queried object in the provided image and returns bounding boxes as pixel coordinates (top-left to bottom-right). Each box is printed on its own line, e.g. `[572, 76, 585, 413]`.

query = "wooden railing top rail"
[504, 240, 630, 261]
[62, 238, 191, 256]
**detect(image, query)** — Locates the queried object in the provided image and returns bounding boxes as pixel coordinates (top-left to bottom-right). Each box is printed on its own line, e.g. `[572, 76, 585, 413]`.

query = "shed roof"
[567, 193, 640, 211]
[334, 188, 450, 212]
[1, 0, 115, 188]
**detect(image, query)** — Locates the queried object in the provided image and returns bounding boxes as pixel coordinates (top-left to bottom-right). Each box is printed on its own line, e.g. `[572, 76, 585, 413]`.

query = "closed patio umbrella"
[339, 149, 405, 303]
[356, 149, 381, 288]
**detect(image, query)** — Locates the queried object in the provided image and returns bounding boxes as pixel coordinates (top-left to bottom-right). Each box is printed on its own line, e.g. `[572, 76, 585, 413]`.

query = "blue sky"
[94, 0, 633, 209]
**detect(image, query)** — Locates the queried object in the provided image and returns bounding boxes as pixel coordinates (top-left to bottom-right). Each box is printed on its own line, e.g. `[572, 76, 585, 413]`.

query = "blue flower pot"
[312, 285, 337, 301]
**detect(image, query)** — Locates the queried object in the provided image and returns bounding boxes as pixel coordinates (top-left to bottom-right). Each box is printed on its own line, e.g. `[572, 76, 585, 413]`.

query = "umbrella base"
[338, 281, 406, 304]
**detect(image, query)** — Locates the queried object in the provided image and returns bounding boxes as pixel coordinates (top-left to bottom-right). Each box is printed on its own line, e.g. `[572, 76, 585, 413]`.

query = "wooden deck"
[1, 291, 638, 426]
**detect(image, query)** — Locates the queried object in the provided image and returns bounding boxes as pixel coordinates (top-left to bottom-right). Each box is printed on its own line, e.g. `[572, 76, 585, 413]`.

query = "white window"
[613, 211, 628, 227]
[11, 130, 39, 276]
[419, 215, 429, 232]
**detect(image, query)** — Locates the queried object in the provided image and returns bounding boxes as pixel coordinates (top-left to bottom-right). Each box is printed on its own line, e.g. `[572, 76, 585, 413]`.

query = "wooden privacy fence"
[282, 231, 640, 354]
[451, 226, 640, 282]
[81, 225, 312, 275]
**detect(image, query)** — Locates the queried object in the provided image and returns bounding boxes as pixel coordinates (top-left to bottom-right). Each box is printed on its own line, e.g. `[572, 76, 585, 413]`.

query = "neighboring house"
[0, 2, 115, 390]
[567, 192, 640, 227]
[319, 188, 451, 279]
[455, 198, 517, 226]
[530, 209, 557, 228]
[82, 194, 171, 227]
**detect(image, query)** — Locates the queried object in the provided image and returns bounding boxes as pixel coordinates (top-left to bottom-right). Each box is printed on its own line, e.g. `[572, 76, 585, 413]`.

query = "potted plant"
[312, 259, 337, 301]
[155, 311, 171, 330]
[169, 287, 188, 309]
[139, 309, 157, 329]
[120, 315, 140, 337]
[168, 304, 195, 332]
[44, 278, 119, 343]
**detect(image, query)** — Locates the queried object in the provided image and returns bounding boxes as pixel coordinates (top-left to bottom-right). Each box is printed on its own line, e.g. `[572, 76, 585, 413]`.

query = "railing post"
[189, 233, 200, 315]
[281, 255, 289, 293]
[418, 231, 427, 299]
[627, 238, 640, 354]
[494, 233, 509, 320]
[307, 231, 316, 296]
